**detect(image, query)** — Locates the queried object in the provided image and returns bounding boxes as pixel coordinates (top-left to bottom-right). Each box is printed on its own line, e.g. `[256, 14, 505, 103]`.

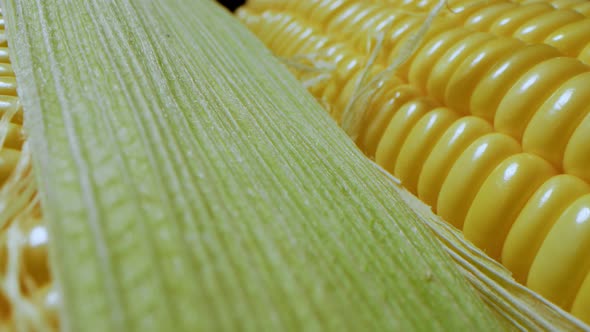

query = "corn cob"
[0, 0, 536, 330]
[238, 0, 590, 325]
[0, 7, 57, 330]
[517, 0, 590, 16]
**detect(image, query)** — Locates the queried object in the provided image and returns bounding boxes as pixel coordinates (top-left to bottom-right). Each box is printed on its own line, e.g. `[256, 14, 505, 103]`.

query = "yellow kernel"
[2, 122, 23, 150]
[0, 48, 9, 63]
[375, 98, 433, 173]
[513, 9, 584, 44]
[437, 133, 521, 229]
[502, 174, 590, 282]
[33, 284, 60, 329]
[0, 76, 17, 97]
[463, 153, 556, 259]
[445, 37, 523, 115]
[359, 81, 417, 156]
[523, 71, 590, 168]
[545, 19, 590, 57]
[0, 96, 22, 124]
[490, 3, 554, 36]
[427, 32, 494, 105]
[408, 28, 472, 93]
[21, 219, 50, 287]
[395, 107, 459, 194]
[471, 43, 560, 122]
[464, 2, 519, 31]
[528, 194, 590, 310]
[0, 63, 13, 77]
[418, 116, 493, 210]
[0, 148, 20, 185]
[563, 112, 590, 183]
[495, 56, 587, 140]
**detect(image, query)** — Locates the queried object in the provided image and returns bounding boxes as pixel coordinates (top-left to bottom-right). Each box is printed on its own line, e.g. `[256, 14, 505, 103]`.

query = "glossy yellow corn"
[239, 0, 590, 324]
[0, 8, 54, 331]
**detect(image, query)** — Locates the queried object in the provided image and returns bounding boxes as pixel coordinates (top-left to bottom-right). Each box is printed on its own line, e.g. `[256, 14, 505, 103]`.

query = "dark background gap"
[217, 0, 246, 12]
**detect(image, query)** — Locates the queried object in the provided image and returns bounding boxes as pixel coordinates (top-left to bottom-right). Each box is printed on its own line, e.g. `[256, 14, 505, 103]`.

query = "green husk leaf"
[3, 0, 509, 331]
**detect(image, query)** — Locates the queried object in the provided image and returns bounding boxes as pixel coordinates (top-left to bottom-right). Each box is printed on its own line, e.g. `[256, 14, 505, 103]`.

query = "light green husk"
[1, 0, 513, 331]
